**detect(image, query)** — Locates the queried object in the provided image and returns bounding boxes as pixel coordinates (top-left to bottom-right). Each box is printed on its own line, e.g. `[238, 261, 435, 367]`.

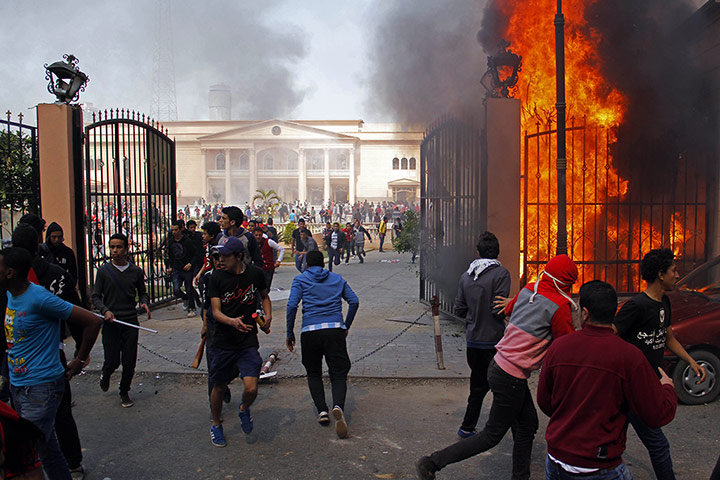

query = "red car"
[665, 256, 720, 404]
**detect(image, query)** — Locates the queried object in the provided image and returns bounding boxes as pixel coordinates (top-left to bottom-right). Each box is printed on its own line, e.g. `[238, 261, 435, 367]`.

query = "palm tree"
[252, 189, 281, 219]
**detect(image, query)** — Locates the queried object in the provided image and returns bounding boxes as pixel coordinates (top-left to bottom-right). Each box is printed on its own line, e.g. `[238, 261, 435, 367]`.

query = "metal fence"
[84, 109, 176, 305]
[523, 118, 710, 293]
[420, 117, 484, 313]
[0, 111, 40, 242]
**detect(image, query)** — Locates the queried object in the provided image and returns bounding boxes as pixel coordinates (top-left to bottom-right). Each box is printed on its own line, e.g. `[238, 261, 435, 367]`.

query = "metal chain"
[136, 308, 432, 378]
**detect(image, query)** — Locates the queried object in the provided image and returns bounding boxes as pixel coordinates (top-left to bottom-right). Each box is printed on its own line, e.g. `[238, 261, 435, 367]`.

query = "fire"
[494, 0, 687, 289]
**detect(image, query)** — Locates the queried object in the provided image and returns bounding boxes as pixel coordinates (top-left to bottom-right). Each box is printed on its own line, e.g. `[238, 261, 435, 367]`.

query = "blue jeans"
[171, 269, 197, 310]
[546, 456, 633, 479]
[327, 248, 342, 271]
[379, 233, 386, 251]
[627, 410, 675, 479]
[11, 376, 71, 480]
[295, 254, 305, 272]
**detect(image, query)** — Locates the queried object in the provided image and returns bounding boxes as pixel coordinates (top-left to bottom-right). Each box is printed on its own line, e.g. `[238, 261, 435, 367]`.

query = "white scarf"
[466, 258, 501, 280]
[529, 271, 578, 310]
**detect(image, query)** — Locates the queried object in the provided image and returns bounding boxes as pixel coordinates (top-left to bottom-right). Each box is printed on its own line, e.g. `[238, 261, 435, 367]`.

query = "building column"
[298, 148, 307, 203]
[323, 148, 331, 203]
[249, 148, 257, 204]
[201, 148, 208, 199]
[224, 149, 232, 204]
[349, 148, 356, 204]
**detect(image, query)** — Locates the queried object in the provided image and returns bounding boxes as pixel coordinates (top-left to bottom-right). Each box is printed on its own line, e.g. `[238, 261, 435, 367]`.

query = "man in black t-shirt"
[207, 237, 272, 447]
[614, 248, 705, 480]
[291, 218, 307, 272]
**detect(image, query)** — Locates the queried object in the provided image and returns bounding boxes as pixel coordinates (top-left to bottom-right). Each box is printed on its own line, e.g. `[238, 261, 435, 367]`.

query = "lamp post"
[44, 54, 89, 104]
[555, 0, 567, 255]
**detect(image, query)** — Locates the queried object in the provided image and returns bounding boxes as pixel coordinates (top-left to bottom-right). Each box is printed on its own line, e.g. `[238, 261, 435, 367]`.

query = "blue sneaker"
[238, 406, 253, 434]
[457, 427, 476, 439]
[210, 424, 226, 447]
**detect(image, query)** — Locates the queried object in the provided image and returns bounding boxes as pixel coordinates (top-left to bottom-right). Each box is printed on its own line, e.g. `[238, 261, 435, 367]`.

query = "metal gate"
[420, 117, 484, 313]
[523, 118, 710, 294]
[1, 111, 41, 242]
[84, 109, 176, 305]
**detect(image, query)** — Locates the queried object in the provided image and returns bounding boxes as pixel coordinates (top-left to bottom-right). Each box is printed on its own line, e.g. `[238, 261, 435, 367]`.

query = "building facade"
[165, 119, 423, 206]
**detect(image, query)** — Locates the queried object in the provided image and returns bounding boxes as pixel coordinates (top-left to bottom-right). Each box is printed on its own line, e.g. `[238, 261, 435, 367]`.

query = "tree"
[392, 210, 420, 258]
[252, 188, 281, 218]
[0, 130, 38, 211]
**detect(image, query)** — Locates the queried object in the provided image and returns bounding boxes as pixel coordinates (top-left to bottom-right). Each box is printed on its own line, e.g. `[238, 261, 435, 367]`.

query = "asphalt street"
[66, 249, 720, 479]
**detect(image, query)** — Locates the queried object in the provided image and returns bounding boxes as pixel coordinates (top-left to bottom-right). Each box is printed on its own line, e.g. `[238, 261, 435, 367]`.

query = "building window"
[409, 157, 417, 170]
[263, 153, 274, 170]
[215, 153, 226, 170]
[336, 154, 347, 170]
[392, 157, 399, 170]
[288, 152, 298, 170]
[401, 157, 408, 169]
[310, 153, 323, 170]
[239, 152, 249, 170]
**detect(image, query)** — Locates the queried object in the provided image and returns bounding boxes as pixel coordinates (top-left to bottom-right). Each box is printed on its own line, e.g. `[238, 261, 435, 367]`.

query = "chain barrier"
[135, 308, 432, 378]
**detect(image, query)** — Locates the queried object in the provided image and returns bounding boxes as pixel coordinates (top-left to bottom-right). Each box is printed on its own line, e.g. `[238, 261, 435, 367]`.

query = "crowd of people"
[2, 204, 720, 479]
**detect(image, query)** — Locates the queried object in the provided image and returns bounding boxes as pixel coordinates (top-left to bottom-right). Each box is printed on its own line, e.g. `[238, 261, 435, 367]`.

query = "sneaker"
[457, 427, 476, 438]
[120, 393, 134, 408]
[187, 309, 196, 317]
[318, 411, 330, 426]
[99, 373, 110, 392]
[210, 424, 227, 447]
[415, 456, 437, 480]
[69, 465, 85, 480]
[332, 406, 348, 439]
[238, 406, 253, 434]
[223, 386, 231, 404]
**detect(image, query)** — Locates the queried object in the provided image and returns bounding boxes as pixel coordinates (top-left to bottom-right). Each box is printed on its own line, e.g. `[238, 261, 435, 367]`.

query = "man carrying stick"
[92, 233, 150, 408]
[207, 237, 271, 447]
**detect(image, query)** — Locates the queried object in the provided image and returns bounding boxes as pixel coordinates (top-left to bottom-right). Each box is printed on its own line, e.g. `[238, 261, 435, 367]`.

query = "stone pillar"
[37, 103, 81, 252]
[349, 148, 356, 204]
[298, 148, 307, 203]
[201, 148, 208, 199]
[323, 148, 331, 203]
[224, 148, 232, 204]
[485, 97, 521, 292]
[249, 148, 257, 204]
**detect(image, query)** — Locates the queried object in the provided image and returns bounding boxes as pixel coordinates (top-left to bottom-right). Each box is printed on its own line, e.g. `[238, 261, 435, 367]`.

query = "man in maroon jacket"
[537, 280, 677, 479]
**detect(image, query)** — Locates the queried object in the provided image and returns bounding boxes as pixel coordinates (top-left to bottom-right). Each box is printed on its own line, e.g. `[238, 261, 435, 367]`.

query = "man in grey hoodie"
[454, 232, 511, 438]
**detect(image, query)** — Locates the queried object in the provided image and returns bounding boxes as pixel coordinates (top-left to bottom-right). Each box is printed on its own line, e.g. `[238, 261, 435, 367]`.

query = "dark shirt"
[166, 235, 196, 270]
[92, 262, 149, 321]
[614, 292, 671, 371]
[41, 242, 78, 287]
[207, 266, 267, 350]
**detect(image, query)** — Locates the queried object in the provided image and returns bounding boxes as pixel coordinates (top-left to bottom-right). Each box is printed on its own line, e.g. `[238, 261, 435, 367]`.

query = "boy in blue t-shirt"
[1, 247, 102, 480]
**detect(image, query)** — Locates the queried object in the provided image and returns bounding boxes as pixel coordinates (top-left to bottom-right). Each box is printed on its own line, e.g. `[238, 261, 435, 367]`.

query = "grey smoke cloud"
[0, 0, 308, 120]
[366, 0, 489, 123]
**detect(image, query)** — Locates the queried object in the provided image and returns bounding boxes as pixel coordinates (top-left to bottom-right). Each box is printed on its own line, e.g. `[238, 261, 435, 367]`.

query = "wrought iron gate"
[420, 117, 484, 313]
[84, 110, 176, 305]
[1, 111, 41, 242]
[523, 119, 710, 294]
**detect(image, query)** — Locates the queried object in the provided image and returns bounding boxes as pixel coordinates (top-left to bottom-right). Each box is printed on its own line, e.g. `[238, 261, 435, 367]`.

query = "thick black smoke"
[366, 1, 488, 123]
[586, 0, 716, 203]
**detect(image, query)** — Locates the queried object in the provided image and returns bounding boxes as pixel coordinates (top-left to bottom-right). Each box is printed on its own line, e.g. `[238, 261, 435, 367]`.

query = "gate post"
[484, 98, 521, 290]
[37, 103, 87, 296]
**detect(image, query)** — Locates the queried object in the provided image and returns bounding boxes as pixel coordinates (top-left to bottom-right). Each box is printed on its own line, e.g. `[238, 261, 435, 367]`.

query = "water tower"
[209, 84, 231, 120]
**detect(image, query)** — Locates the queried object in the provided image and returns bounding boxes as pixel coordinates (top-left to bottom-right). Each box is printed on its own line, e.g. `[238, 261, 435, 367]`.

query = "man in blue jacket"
[286, 250, 359, 439]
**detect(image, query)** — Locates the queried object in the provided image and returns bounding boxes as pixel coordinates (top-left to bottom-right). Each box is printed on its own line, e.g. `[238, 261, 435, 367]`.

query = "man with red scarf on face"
[417, 254, 579, 480]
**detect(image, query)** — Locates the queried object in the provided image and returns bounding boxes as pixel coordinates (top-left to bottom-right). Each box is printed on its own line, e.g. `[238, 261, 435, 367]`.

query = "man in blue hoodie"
[286, 250, 359, 439]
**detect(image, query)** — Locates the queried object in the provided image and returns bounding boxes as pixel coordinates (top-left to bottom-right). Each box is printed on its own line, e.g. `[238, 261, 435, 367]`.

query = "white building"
[166, 118, 424, 206]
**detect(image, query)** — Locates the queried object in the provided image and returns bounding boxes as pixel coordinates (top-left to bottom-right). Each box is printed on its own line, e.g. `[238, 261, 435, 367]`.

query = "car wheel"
[672, 349, 720, 405]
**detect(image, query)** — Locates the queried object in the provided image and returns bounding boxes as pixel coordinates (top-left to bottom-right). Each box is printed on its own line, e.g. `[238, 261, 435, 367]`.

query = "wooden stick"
[432, 296, 445, 370]
[191, 336, 206, 369]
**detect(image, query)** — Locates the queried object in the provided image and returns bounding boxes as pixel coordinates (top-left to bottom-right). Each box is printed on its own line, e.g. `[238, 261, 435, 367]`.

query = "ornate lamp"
[479, 39, 522, 98]
[44, 54, 89, 104]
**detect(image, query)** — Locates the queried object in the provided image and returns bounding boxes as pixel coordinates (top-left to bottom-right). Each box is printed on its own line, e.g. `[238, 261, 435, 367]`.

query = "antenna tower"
[150, 0, 178, 121]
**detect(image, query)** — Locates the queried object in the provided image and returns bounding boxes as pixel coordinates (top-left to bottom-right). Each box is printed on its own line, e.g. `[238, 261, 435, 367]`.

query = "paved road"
[67, 249, 720, 479]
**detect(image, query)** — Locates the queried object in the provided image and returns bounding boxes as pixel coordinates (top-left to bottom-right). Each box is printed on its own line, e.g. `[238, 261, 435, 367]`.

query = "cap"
[215, 236, 245, 255]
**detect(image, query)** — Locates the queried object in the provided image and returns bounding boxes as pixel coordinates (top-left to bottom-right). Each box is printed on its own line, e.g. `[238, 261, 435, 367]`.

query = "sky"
[0, 0, 708, 124]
